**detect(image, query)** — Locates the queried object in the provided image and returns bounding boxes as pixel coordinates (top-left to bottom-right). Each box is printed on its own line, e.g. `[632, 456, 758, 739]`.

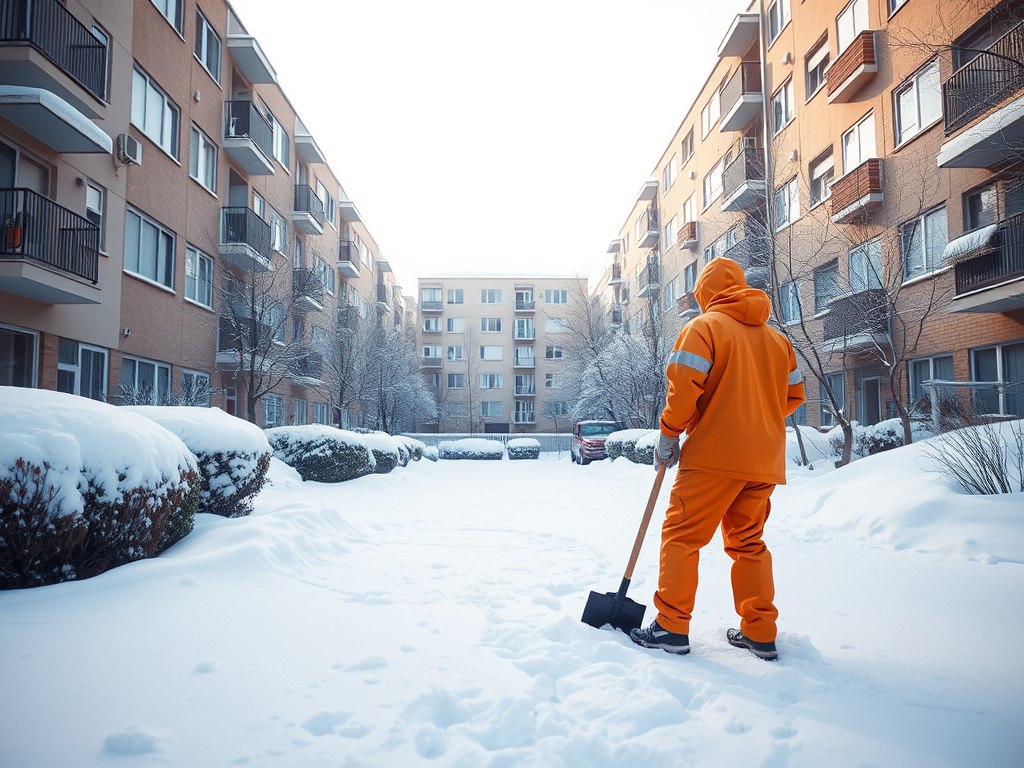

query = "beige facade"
[1, 0, 404, 429]
[600, 0, 1024, 429]
[415, 275, 587, 433]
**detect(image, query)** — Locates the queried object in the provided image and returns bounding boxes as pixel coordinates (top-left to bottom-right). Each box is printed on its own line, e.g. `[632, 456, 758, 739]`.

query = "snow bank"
[438, 438, 504, 460]
[266, 425, 376, 483]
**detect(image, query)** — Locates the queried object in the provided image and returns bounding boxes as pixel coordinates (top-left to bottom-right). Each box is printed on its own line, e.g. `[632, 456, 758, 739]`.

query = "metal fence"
[403, 432, 571, 453]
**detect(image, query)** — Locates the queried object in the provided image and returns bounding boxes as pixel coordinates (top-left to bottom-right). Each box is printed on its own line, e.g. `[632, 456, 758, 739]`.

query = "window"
[894, 60, 941, 146]
[837, 0, 869, 54]
[809, 149, 835, 207]
[185, 246, 213, 307]
[447, 373, 466, 388]
[909, 355, 954, 408]
[545, 289, 568, 304]
[446, 317, 465, 333]
[423, 317, 441, 332]
[544, 373, 555, 388]
[514, 318, 535, 338]
[91, 25, 110, 100]
[252, 190, 265, 219]
[704, 227, 738, 263]
[56, 339, 107, 401]
[481, 288, 502, 304]
[662, 155, 677, 191]
[194, 11, 221, 82]
[663, 215, 678, 252]
[262, 107, 290, 167]
[768, 0, 792, 42]
[481, 401, 503, 417]
[480, 374, 504, 389]
[681, 195, 695, 225]
[311, 402, 330, 425]
[317, 257, 335, 295]
[269, 301, 286, 343]
[662, 277, 680, 311]
[889, 0, 908, 12]
[131, 66, 180, 159]
[151, 0, 183, 33]
[774, 178, 799, 231]
[681, 130, 694, 165]
[515, 374, 534, 394]
[515, 289, 535, 309]
[551, 401, 570, 416]
[779, 280, 801, 325]
[180, 370, 210, 406]
[0, 325, 37, 387]
[121, 355, 171, 405]
[189, 125, 217, 192]
[545, 317, 568, 333]
[971, 342, 1024, 417]
[806, 38, 830, 97]
[481, 318, 502, 333]
[850, 238, 883, 292]
[842, 112, 875, 172]
[700, 91, 720, 137]
[901, 205, 948, 279]
[684, 262, 698, 293]
[263, 394, 285, 428]
[771, 79, 795, 135]
[315, 181, 335, 226]
[125, 207, 175, 288]
[480, 345, 503, 361]
[447, 345, 465, 360]
[422, 287, 442, 304]
[820, 372, 846, 426]
[446, 288, 463, 304]
[545, 345, 564, 360]
[515, 347, 536, 366]
[964, 184, 998, 231]
[814, 260, 839, 313]
[268, 207, 287, 253]
[703, 157, 725, 208]
[422, 344, 441, 359]
[85, 182, 105, 251]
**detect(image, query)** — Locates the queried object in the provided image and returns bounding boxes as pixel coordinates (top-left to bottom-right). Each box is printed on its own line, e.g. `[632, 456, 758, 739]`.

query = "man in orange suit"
[630, 257, 805, 661]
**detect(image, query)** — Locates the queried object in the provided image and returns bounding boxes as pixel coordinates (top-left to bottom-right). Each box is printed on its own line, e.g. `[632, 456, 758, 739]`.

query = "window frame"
[479, 345, 504, 361]
[189, 124, 218, 193]
[849, 237, 884, 292]
[836, 0, 869, 55]
[150, 0, 184, 34]
[446, 288, 464, 304]
[480, 288, 502, 304]
[774, 177, 800, 232]
[447, 373, 466, 389]
[446, 317, 466, 333]
[779, 280, 802, 325]
[184, 245, 213, 308]
[262, 393, 285, 428]
[193, 9, 222, 83]
[771, 78, 795, 135]
[700, 91, 721, 138]
[767, 0, 792, 43]
[124, 206, 176, 289]
[900, 204, 948, 280]
[963, 182, 998, 232]
[841, 111, 876, 173]
[813, 260, 840, 313]
[809, 148, 835, 207]
[805, 37, 830, 99]
[131, 65, 180, 160]
[121, 354, 172, 405]
[893, 59, 942, 147]
[85, 181, 106, 252]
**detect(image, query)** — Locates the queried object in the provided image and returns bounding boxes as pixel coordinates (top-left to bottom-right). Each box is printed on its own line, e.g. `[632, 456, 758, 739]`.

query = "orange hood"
[694, 257, 771, 327]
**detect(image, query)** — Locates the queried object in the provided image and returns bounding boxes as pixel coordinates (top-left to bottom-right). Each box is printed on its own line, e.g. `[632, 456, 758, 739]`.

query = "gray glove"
[656, 433, 680, 468]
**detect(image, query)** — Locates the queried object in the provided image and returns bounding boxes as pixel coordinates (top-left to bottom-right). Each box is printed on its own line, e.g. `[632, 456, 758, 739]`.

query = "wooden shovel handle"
[623, 462, 667, 581]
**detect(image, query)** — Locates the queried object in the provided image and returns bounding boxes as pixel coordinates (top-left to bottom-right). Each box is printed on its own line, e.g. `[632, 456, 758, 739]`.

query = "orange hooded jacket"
[660, 257, 805, 485]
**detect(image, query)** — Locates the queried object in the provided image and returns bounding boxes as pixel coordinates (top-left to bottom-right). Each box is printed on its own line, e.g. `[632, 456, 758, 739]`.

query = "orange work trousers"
[653, 469, 778, 643]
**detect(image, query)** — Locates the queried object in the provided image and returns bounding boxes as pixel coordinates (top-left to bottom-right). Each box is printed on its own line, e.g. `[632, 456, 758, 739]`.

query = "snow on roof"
[0, 85, 112, 153]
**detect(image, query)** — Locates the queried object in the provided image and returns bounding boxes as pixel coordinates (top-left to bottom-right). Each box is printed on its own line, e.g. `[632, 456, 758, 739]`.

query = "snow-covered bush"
[266, 425, 376, 483]
[858, 419, 905, 456]
[0, 389, 200, 588]
[360, 432, 401, 474]
[507, 438, 541, 460]
[606, 429, 651, 463]
[124, 406, 271, 518]
[396, 436, 425, 462]
[438, 439, 504, 460]
[424, 446, 439, 462]
[633, 430, 660, 465]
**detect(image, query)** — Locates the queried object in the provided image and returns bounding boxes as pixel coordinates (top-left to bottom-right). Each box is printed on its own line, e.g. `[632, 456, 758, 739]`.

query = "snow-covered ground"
[2, 444, 1022, 767]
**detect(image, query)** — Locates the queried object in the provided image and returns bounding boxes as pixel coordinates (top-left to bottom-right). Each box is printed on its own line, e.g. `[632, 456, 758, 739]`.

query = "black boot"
[629, 620, 690, 655]
[726, 628, 778, 661]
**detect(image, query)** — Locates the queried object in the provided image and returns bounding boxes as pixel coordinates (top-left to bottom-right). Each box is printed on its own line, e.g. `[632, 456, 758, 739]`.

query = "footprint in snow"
[193, 661, 217, 674]
[102, 726, 162, 756]
[302, 711, 352, 737]
[346, 656, 388, 672]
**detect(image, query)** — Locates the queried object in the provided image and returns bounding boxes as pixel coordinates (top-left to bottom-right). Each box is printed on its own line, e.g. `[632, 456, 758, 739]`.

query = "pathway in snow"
[1, 456, 1021, 767]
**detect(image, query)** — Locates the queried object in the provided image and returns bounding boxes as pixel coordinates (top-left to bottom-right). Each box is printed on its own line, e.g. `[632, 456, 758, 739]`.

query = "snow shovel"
[581, 462, 667, 634]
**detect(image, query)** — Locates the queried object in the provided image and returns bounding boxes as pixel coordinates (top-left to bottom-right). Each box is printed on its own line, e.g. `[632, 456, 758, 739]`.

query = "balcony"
[635, 180, 658, 203]
[515, 384, 536, 396]
[337, 239, 360, 278]
[513, 410, 536, 425]
[289, 350, 324, 383]
[295, 132, 326, 165]
[0, 0, 107, 110]
[376, 283, 391, 313]
[610, 306, 623, 327]
[830, 158, 883, 223]
[292, 268, 324, 312]
[677, 220, 698, 250]
[822, 289, 890, 353]
[620, 285, 630, 305]
[722, 148, 765, 212]
[724, 233, 771, 290]
[0, 187, 99, 303]
[607, 239, 621, 254]
[938, 22, 1024, 168]
[225, 34, 276, 84]
[512, 326, 536, 340]
[677, 295, 699, 321]
[216, 315, 273, 368]
[337, 305, 360, 331]
[949, 213, 1024, 313]
[514, 351, 536, 369]
[637, 256, 660, 298]
[0, 85, 111, 154]
[720, 63, 763, 132]
[375, 252, 392, 274]
[717, 12, 760, 58]
[292, 185, 325, 235]
[826, 31, 878, 103]
[420, 355, 443, 369]
[515, 297, 535, 312]
[337, 199, 361, 223]
[608, 263, 624, 284]
[637, 206, 659, 249]
[223, 101, 274, 175]
[220, 207, 272, 271]
[421, 299, 443, 312]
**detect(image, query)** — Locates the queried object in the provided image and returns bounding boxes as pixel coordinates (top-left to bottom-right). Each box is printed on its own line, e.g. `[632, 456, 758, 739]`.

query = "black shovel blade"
[581, 589, 646, 634]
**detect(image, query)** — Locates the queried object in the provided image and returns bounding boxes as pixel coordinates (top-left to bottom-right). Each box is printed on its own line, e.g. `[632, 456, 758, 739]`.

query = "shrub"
[396, 442, 410, 467]
[360, 432, 401, 474]
[507, 438, 541, 460]
[0, 389, 200, 589]
[397, 436, 425, 461]
[633, 430, 660, 465]
[858, 419, 904, 456]
[266, 425, 376, 482]
[438, 439, 504, 460]
[424, 446, 439, 462]
[124, 406, 272, 518]
[606, 429, 650, 463]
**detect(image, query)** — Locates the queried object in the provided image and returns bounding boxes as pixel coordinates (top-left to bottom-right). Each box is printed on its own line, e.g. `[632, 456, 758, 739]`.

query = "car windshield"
[581, 423, 616, 437]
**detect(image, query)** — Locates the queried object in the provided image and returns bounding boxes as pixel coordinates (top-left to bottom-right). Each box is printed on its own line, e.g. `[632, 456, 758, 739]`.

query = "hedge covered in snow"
[507, 438, 541, 460]
[606, 429, 654, 463]
[423, 446, 439, 462]
[359, 431, 402, 474]
[396, 436, 425, 462]
[0, 388, 200, 588]
[438, 438, 504, 460]
[266, 425, 376, 482]
[633, 430, 661, 465]
[827, 419, 906, 461]
[124, 406, 271, 518]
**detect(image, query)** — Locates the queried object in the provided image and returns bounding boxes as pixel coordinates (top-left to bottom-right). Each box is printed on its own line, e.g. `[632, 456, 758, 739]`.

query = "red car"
[570, 420, 618, 465]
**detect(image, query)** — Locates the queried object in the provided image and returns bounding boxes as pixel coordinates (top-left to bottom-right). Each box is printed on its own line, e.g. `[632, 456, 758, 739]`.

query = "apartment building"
[1, 0, 403, 429]
[415, 275, 586, 433]
[602, 0, 1023, 429]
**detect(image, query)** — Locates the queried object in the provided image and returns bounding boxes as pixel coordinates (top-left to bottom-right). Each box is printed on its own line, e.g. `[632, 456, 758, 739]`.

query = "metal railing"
[220, 207, 271, 257]
[338, 305, 360, 331]
[822, 288, 889, 341]
[292, 267, 324, 306]
[0, 187, 99, 282]
[955, 212, 1024, 294]
[515, 298, 536, 310]
[513, 411, 537, 424]
[513, 327, 536, 340]
[289, 350, 324, 380]
[224, 100, 274, 159]
[404, 432, 572, 453]
[420, 356, 443, 368]
[514, 385, 536, 396]
[638, 255, 660, 290]
[723, 147, 765, 200]
[339, 239, 359, 263]
[944, 21, 1024, 134]
[293, 185, 325, 224]
[720, 61, 762, 114]
[514, 353, 536, 368]
[0, 0, 106, 99]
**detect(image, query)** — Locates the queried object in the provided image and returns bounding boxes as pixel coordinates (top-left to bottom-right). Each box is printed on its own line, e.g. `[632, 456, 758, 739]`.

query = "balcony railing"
[224, 100, 274, 159]
[421, 356, 443, 368]
[611, 307, 623, 326]
[944, 21, 1024, 134]
[637, 256, 660, 297]
[293, 185, 325, 224]
[513, 411, 536, 424]
[677, 220, 698, 247]
[609, 263, 623, 283]
[830, 158, 883, 223]
[638, 206, 659, 248]
[514, 353, 536, 368]
[515, 298, 536, 310]
[955, 213, 1024, 295]
[376, 283, 390, 309]
[724, 234, 771, 288]
[722, 148, 765, 210]
[221, 206, 271, 258]
[513, 327, 536, 340]
[719, 62, 763, 131]
[822, 289, 889, 342]
[421, 299, 443, 312]
[826, 30, 878, 103]
[338, 305, 360, 331]
[289, 350, 324, 381]
[0, 0, 107, 100]
[292, 268, 324, 308]
[515, 384, 536, 396]
[338, 239, 360, 278]
[0, 187, 99, 282]
[217, 315, 273, 353]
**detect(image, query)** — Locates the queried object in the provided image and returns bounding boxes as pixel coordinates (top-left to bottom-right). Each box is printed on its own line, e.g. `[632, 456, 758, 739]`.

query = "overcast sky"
[232, 0, 748, 293]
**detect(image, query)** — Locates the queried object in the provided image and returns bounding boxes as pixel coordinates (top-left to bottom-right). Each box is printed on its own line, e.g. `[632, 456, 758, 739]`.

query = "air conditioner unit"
[116, 134, 142, 165]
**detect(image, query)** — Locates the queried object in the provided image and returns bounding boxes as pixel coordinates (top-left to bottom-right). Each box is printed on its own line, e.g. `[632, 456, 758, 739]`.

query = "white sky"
[232, 0, 748, 293]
